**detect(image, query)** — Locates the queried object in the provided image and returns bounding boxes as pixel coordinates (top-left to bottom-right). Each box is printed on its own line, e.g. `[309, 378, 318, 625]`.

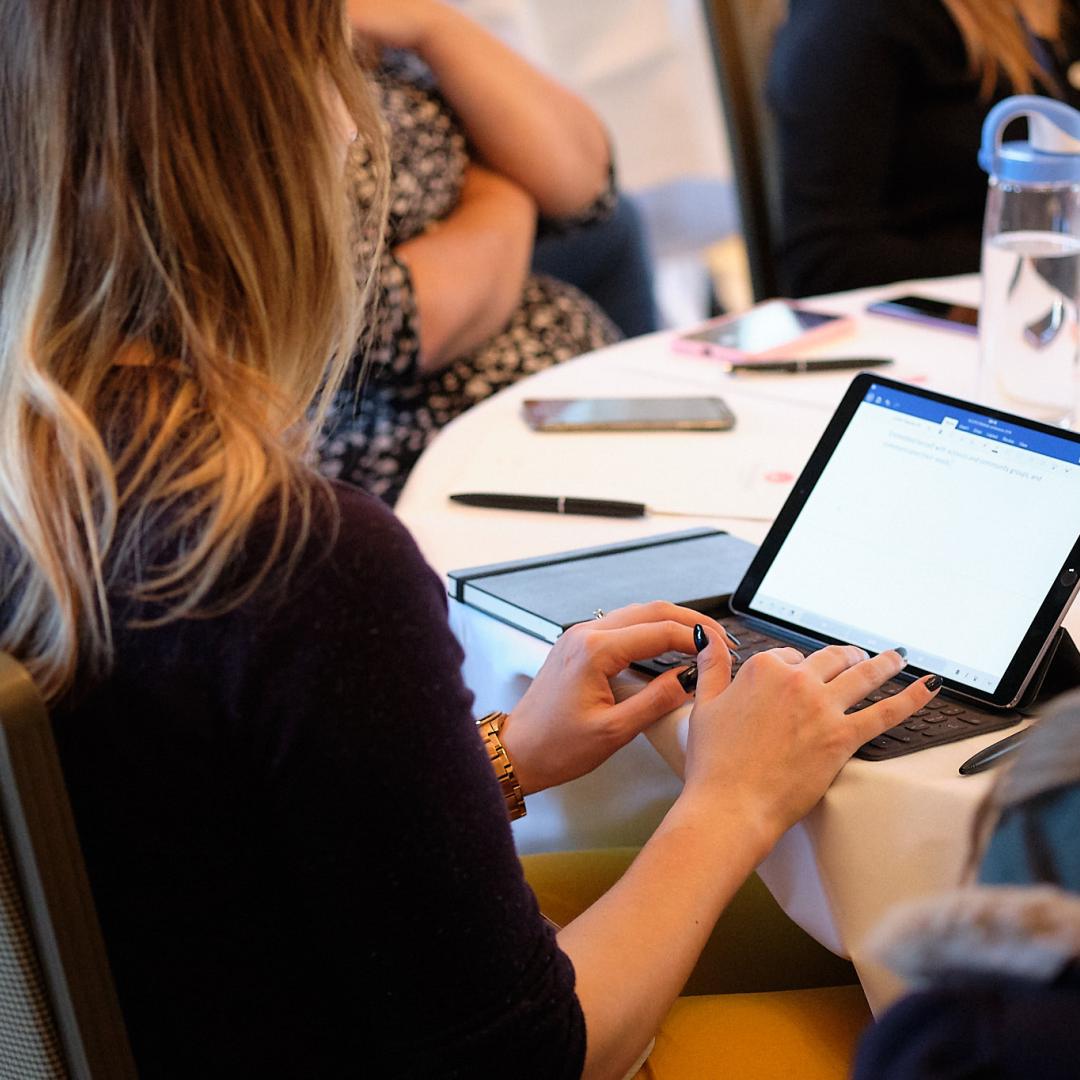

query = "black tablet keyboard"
[632, 615, 1021, 761]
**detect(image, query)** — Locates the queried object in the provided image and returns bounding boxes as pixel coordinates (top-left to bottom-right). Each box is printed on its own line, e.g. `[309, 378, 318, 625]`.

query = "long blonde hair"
[0, 0, 388, 701]
[942, 0, 1065, 98]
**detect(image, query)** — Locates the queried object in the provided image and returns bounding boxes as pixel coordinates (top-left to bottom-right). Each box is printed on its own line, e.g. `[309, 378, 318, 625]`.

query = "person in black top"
[768, 0, 1080, 297]
[0, 2, 936, 1076]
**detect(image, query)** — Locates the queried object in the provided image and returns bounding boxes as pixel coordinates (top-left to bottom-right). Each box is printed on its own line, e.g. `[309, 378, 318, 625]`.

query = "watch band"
[476, 711, 526, 821]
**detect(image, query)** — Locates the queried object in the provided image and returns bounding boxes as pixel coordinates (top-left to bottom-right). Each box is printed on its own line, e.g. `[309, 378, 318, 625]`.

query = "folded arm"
[349, 0, 611, 218]
[394, 162, 536, 371]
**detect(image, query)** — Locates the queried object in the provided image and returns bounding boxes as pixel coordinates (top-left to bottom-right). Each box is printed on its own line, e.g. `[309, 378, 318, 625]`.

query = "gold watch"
[476, 711, 526, 821]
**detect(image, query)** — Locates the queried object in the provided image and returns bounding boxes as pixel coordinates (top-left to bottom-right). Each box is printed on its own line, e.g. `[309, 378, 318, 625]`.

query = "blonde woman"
[0, 1, 934, 1076]
[767, 0, 1080, 297]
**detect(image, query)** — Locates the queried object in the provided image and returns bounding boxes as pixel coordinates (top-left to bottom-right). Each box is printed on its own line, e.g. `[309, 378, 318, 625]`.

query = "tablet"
[730, 374, 1080, 711]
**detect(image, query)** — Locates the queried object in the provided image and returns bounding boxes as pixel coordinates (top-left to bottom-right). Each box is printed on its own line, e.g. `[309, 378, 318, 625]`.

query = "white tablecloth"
[396, 274, 1079, 1012]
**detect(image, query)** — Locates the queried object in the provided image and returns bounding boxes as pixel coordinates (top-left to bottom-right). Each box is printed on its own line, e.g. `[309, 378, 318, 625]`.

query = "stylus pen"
[726, 357, 894, 374]
[449, 492, 772, 522]
[958, 727, 1031, 776]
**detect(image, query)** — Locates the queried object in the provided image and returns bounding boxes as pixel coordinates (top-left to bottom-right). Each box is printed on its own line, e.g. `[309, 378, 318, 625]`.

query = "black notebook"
[447, 527, 758, 643]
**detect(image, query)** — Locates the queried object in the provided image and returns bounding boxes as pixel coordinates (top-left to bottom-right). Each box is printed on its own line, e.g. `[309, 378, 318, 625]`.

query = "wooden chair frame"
[0, 654, 136, 1078]
[702, 0, 782, 302]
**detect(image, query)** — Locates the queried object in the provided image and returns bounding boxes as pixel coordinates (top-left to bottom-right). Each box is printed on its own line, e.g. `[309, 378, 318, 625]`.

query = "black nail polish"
[677, 664, 698, 693]
[925, 674, 942, 692]
[694, 624, 708, 652]
[893, 646, 908, 659]
[725, 629, 742, 648]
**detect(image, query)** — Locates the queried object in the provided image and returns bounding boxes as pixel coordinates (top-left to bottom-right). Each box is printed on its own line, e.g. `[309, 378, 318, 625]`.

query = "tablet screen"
[732, 376, 1080, 707]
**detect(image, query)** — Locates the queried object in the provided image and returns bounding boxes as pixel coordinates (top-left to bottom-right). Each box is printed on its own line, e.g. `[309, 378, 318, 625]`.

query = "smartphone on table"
[671, 300, 854, 362]
[866, 294, 979, 335]
[521, 396, 736, 432]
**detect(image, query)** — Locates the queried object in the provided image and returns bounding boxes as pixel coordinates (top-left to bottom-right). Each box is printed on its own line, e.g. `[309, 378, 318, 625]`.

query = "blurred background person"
[319, 0, 658, 504]
[768, 0, 1080, 297]
[854, 688, 1080, 1078]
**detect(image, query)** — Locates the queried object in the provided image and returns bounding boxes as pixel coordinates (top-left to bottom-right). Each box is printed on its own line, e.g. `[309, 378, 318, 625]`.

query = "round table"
[396, 273, 1079, 1012]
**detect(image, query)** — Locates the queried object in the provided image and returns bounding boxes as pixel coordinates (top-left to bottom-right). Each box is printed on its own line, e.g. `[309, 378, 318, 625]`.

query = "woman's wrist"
[664, 787, 784, 867]
[476, 712, 527, 820]
[347, 0, 458, 55]
[410, 1, 467, 64]
[492, 710, 542, 798]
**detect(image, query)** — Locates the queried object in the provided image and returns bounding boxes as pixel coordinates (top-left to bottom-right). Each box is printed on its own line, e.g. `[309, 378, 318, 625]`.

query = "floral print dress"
[316, 53, 620, 504]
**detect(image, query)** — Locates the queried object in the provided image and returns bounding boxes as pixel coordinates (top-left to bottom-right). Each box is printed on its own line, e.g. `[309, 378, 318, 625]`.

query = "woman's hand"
[544, 631, 935, 1080]
[346, 0, 449, 52]
[683, 633, 940, 847]
[498, 603, 731, 795]
[539, 627, 934, 1080]
[350, 0, 610, 218]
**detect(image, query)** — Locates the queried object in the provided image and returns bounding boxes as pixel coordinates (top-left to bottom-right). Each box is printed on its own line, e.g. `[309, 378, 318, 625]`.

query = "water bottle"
[978, 95, 1080, 427]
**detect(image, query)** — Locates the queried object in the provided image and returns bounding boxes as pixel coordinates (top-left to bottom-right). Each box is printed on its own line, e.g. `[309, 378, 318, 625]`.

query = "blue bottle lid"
[979, 95, 1080, 184]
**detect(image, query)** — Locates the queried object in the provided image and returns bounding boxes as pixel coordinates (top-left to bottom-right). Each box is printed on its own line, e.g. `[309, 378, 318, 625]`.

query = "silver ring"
[593, 608, 606, 620]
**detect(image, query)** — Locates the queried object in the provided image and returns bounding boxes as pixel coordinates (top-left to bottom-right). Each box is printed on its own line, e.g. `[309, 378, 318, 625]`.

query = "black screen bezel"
[729, 373, 1080, 709]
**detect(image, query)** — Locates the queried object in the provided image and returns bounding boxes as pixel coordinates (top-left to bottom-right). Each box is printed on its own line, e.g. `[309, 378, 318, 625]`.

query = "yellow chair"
[521, 849, 872, 1080]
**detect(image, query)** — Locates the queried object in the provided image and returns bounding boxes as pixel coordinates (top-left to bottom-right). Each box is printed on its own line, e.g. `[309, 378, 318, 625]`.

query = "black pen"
[726, 356, 894, 374]
[958, 727, 1031, 776]
[452, 493, 642, 516]
[449, 493, 771, 523]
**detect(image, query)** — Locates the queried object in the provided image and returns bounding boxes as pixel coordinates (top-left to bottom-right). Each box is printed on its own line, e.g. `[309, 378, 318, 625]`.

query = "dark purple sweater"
[51, 483, 585, 1078]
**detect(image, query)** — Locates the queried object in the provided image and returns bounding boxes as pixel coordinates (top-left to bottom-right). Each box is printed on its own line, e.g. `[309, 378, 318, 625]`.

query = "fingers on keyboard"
[853, 681, 928, 743]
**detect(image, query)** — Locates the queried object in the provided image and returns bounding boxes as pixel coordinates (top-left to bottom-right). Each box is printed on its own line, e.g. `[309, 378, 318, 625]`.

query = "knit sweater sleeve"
[244, 484, 587, 1077]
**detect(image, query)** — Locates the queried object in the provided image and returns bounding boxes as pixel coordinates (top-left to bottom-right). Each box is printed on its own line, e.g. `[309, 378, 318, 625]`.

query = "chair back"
[0, 653, 136, 1079]
[701, 0, 783, 302]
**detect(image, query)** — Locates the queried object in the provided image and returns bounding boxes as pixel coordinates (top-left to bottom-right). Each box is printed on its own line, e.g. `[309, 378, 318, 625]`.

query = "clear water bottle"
[978, 95, 1080, 427]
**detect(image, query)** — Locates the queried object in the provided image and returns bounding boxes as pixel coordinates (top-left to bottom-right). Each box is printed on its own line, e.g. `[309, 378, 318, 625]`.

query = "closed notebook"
[447, 527, 757, 643]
